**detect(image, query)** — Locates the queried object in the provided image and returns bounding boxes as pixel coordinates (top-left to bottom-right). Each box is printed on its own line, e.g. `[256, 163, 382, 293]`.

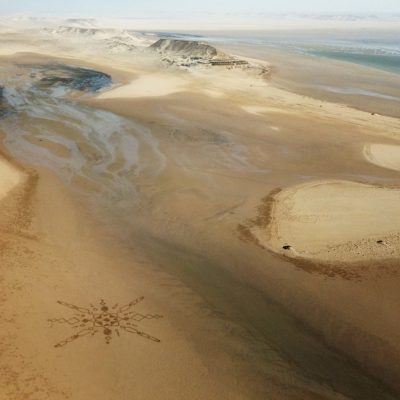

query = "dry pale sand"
[252, 180, 400, 262]
[0, 156, 22, 199]
[364, 143, 400, 171]
[97, 73, 188, 99]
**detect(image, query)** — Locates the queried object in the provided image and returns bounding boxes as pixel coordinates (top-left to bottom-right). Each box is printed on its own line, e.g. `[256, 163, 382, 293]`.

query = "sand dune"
[364, 143, 400, 171]
[253, 180, 400, 262]
[97, 73, 188, 99]
[0, 156, 22, 200]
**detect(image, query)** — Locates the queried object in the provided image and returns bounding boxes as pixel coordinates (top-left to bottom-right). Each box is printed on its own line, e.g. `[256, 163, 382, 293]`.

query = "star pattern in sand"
[49, 297, 163, 348]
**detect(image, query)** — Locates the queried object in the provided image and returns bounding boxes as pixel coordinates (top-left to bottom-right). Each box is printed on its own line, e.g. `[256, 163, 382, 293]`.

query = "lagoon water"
[162, 29, 400, 75]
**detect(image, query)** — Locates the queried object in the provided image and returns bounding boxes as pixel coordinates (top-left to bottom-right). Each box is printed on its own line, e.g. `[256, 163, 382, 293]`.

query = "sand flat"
[364, 143, 400, 171]
[254, 180, 400, 262]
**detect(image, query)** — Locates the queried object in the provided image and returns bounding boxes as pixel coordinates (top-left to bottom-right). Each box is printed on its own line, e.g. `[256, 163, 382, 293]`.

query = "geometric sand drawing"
[49, 297, 163, 348]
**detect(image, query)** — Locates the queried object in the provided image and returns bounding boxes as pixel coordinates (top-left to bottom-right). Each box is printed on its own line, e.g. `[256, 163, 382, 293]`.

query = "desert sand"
[364, 143, 400, 171]
[1, 18, 400, 400]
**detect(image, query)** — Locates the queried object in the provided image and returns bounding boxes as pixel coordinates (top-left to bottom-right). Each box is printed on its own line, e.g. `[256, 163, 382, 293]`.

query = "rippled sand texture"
[0, 25, 400, 400]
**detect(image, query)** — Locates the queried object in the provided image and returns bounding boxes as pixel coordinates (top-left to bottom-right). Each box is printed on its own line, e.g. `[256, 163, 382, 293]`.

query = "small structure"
[210, 59, 249, 66]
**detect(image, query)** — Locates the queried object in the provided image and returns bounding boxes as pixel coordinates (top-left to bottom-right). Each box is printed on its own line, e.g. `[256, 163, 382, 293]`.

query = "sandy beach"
[0, 17, 400, 400]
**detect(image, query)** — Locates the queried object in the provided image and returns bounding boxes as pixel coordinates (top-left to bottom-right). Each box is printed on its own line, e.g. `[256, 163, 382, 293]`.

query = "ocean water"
[253, 33, 400, 74]
[251, 33, 400, 75]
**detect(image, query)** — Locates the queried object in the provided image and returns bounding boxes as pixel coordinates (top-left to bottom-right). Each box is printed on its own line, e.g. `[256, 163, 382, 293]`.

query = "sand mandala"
[49, 297, 163, 348]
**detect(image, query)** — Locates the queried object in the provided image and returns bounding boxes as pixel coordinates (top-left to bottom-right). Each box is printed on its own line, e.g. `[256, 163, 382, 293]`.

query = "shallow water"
[0, 63, 165, 201]
[33, 64, 113, 92]
[320, 85, 400, 101]
[0, 86, 11, 117]
[307, 50, 400, 75]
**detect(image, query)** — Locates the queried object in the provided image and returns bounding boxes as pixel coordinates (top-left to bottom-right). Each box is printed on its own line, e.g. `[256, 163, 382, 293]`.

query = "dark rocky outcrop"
[37, 65, 112, 92]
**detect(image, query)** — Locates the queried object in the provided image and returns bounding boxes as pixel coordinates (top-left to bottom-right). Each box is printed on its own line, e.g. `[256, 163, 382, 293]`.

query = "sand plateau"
[253, 180, 400, 262]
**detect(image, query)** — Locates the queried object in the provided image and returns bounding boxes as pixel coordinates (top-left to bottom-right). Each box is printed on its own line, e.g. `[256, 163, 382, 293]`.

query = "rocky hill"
[150, 39, 218, 59]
